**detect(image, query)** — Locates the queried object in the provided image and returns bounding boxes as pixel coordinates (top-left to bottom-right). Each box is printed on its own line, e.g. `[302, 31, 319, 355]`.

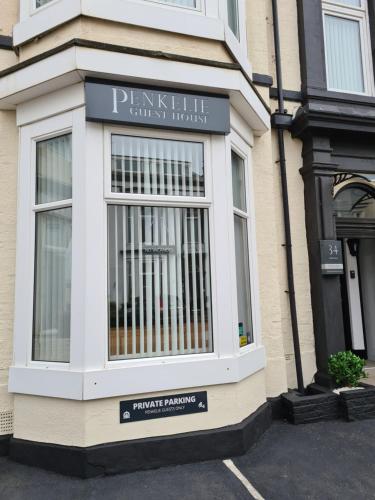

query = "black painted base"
[314, 370, 336, 389]
[282, 390, 341, 424]
[0, 435, 11, 456]
[267, 396, 286, 420]
[9, 403, 272, 478]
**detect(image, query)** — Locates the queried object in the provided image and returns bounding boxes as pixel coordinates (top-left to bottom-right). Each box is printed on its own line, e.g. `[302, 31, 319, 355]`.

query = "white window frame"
[13, 109, 85, 371]
[10, 107, 265, 400]
[227, 129, 261, 356]
[103, 126, 216, 367]
[322, 0, 375, 95]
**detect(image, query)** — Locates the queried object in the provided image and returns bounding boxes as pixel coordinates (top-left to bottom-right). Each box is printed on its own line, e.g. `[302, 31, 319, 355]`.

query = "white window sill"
[8, 345, 266, 400]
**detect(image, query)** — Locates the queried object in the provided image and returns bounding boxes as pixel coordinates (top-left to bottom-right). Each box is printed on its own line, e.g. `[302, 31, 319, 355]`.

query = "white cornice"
[0, 45, 269, 134]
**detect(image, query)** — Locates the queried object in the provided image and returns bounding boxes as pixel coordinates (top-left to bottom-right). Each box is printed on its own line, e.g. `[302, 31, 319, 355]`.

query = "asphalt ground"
[1, 419, 375, 500]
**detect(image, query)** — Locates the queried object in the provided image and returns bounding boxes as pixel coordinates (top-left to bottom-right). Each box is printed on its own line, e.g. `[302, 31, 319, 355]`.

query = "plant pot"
[339, 383, 375, 421]
[282, 390, 341, 425]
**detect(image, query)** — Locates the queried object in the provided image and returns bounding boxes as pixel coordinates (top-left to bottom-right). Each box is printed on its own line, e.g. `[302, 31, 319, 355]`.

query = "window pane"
[153, 0, 197, 7]
[231, 151, 246, 211]
[108, 205, 213, 359]
[234, 215, 253, 347]
[112, 136, 204, 197]
[227, 0, 240, 39]
[36, 134, 72, 205]
[336, 0, 361, 6]
[35, 0, 53, 8]
[325, 15, 364, 93]
[33, 208, 72, 362]
[334, 187, 375, 218]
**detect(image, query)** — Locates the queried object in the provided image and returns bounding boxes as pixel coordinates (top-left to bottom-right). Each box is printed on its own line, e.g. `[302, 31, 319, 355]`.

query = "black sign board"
[85, 80, 230, 134]
[320, 240, 344, 275]
[120, 391, 208, 423]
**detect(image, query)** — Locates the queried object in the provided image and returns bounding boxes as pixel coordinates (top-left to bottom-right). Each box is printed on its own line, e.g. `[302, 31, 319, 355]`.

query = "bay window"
[322, 0, 374, 94]
[11, 102, 265, 400]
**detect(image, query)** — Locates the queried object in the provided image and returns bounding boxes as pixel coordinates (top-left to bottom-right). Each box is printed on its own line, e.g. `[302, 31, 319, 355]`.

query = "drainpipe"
[271, 0, 304, 394]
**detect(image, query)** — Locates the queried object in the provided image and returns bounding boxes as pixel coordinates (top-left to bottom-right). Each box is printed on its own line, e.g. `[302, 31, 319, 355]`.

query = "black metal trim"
[9, 403, 272, 478]
[336, 218, 375, 239]
[0, 35, 13, 51]
[297, 0, 327, 94]
[252, 73, 273, 87]
[270, 87, 302, 102]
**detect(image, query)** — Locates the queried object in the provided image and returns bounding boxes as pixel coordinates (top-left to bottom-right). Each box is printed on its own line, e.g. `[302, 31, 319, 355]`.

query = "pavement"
[1, 419, 375, 500]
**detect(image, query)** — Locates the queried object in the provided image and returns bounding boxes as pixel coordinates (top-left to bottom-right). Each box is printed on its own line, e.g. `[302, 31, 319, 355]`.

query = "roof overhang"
[0, 44, 270, 135]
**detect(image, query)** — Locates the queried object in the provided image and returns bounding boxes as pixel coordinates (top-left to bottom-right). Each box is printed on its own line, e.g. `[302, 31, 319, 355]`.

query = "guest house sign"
[85, 80, 230, 134]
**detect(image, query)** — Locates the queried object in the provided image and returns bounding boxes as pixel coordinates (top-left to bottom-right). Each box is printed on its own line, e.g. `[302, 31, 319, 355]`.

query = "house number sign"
[120, 391, 208, 423]
[85, 79, 230, 134]
[320, 240, 344, 275]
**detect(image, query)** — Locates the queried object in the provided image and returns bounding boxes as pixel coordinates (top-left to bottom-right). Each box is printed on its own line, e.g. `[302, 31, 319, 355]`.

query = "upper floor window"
[322, 0, 374, 95]
[227, 0, 240, 39]
[150, 0, 198, 9]
[35, 0, 53, 7]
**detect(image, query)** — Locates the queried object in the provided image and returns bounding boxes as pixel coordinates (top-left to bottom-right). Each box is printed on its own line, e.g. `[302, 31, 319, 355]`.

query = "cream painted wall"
[246, 0, 274, 79]
[248, 0, 316, 391]
[0, 0, 18, 37]
[14, 370, 266, 446]
[269, 109, 316, 390]
[251, 130, 289, 397]
[0, 2, 18, 437]
[275, 0, 301, 92]
[19, 17, 234, 64]
[0, 110, 18, 435]
[247, 0, 301, 91]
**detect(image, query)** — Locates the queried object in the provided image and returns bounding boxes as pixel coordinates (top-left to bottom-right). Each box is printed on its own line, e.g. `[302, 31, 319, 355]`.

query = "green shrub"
[328, 351, 367, 388]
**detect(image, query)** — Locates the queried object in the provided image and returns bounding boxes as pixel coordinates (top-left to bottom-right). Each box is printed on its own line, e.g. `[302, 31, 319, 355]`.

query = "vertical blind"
[324, 14, 364, 93]
[234, 215, 253, 346]
[231, 151, 253, 347]
[232, 150, 246, 211]
[33, 134, 72, 363]
[108, 206, 213, 359]
[36, 135, 72, 204]
[112, 135, 204, 197]
[33, 209, 72, 362]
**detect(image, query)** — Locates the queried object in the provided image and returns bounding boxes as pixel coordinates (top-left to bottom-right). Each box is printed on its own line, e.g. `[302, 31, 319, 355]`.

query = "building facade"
[295, 0, 375, 387]
[0, 0, 316, 475]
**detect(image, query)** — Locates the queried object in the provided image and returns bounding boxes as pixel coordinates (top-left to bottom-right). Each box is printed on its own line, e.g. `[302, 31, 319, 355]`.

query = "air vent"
[0, 410, 13, 435]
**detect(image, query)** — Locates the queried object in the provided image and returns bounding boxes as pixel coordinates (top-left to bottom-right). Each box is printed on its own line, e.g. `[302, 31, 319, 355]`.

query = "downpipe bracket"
[271, 112, 293, 130]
